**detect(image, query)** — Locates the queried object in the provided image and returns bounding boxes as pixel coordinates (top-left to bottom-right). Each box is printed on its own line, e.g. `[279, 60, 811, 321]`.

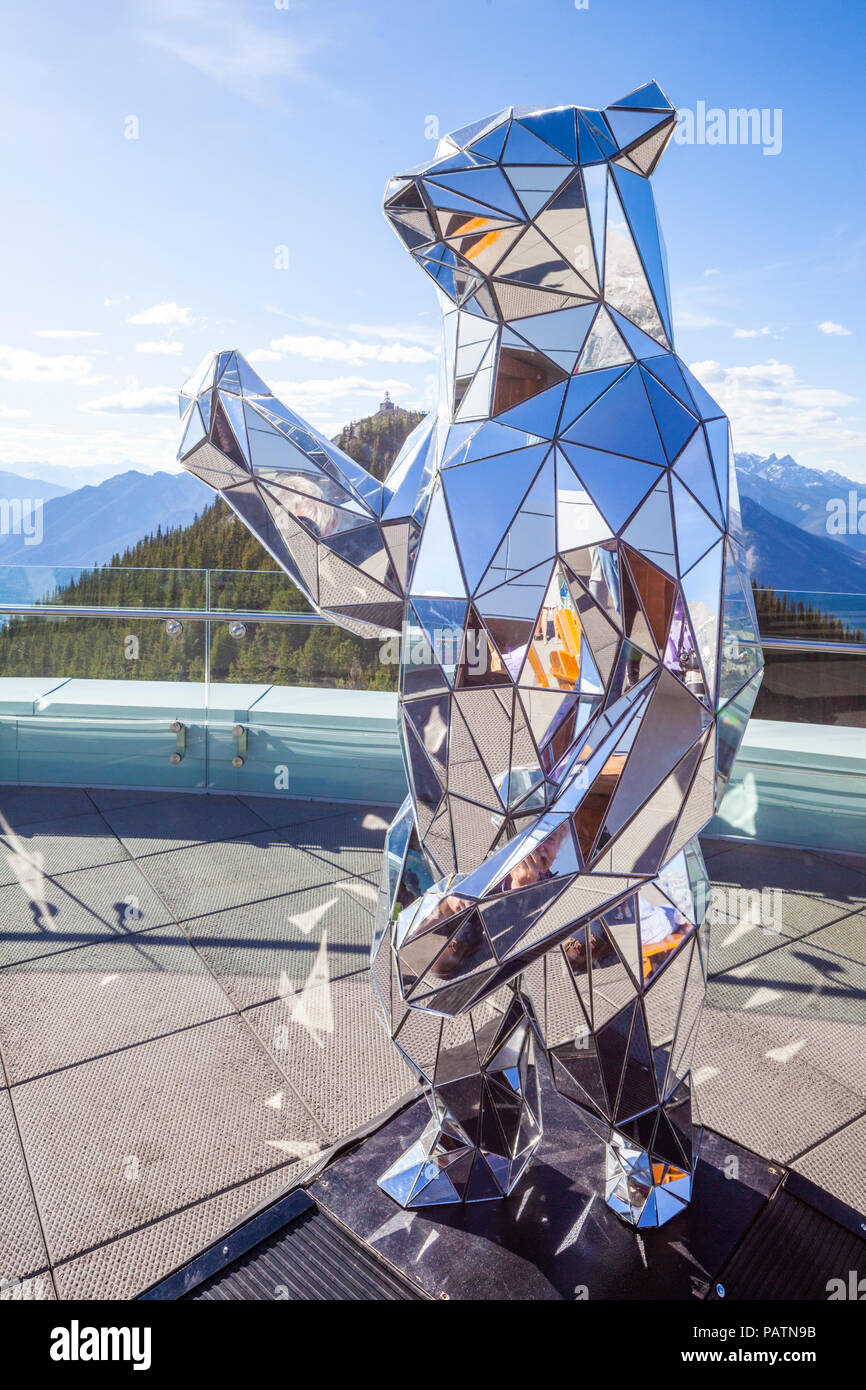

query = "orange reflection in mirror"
[525, 571, 583, 689]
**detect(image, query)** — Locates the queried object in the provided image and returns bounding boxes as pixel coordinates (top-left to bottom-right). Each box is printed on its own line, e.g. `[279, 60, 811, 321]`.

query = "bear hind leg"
[378, 982, 543, 1208]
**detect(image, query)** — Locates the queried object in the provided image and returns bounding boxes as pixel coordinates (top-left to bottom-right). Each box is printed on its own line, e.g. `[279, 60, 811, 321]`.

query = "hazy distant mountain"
[735, 452, 865, 556]
[0, 468, 70, 505]
[740, 493, 866, 591]
[0, 470, 210, 567]
[0, 460, 161, 490]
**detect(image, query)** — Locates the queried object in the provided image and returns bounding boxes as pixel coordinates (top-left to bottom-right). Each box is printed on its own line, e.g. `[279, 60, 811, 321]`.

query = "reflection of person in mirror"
[428, 901, 483, 978]
[564, 918, 614, 971]
[286, 475, 380, 569]
[667, 594, 705, 700]
[564, 892, 688, 974]
[498, 819, 569, 892]
[637, 894, 687, 948]
[588, 544, 619, 613]
[429, 821, 571, 978]
[286, 476, 339, 540]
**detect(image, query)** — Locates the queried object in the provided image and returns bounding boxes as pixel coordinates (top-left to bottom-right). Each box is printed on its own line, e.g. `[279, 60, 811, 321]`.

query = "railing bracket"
[232, 723, 248, 769]
[170, 720, 186, 764]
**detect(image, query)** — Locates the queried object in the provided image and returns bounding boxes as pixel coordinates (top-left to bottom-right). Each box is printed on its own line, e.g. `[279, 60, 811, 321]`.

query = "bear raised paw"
[177, 82, 764, 1229]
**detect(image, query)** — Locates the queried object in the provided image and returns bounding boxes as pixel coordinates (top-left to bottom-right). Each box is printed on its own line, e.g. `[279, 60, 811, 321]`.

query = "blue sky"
[0, 0, 864, 486]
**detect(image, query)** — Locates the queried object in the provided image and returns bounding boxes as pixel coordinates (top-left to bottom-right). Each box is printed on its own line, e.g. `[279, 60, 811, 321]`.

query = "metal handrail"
[756, 637, 866, 655]
[734, 757, 866, 780]
[0, 604, 325, 624]
[2, 605, 866, 656]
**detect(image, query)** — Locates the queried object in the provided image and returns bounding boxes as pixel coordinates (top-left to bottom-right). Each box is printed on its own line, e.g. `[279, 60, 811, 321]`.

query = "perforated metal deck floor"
[1, 785, 863, 1298]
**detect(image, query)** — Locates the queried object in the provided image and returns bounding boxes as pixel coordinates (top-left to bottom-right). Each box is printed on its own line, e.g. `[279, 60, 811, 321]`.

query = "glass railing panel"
[0, 614, 210, 791]
[206, 569, 395, 690]
[0, 611, 207, 682]
[753, 587, 866, 643]
[208, 618, 397, 691]
[753, 648, 866, 726]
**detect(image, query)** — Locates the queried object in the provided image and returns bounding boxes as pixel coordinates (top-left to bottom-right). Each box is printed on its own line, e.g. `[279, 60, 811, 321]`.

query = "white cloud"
[34, 329, 101, 340]
[127, 301, 191, 326]
[294, 314, 440, 349]
[349, 322, 439, 348]
[703, 268, 719, 278]
[79, 385, 177, 415]
[0, 418, 179, 475]
[0, 346, 103, 386]
[267, 334, 436, 366]
[104, 297, 125, 307]
[140, 0, 326, 109]
[689, 358, 863, 455]
[269, 376, 412, 405]
[247, 348, 281, 364]
[263, 374, 422, 434]
[136, 339, 184, 356]
[672, 303, 728, 330]
[818, 320, 851, 336]
[0, 404, 29, 418]
[733, 327, 771, 339]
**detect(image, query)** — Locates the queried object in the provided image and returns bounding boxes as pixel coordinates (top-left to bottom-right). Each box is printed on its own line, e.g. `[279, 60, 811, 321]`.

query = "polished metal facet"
[177, 81, 763, 1231]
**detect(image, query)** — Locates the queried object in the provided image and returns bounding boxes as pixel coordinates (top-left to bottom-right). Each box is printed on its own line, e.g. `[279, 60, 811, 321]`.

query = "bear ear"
[604, 82, 677, 177]
[608, 81, 674, 114]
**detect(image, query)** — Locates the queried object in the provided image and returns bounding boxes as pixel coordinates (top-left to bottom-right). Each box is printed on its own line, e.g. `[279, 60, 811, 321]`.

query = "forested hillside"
[0, 405, 424, 689]
[332, 403, 425, 481]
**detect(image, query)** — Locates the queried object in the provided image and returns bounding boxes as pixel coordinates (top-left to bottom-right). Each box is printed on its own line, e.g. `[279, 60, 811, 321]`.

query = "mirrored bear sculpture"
[177, 81, 763, 1229]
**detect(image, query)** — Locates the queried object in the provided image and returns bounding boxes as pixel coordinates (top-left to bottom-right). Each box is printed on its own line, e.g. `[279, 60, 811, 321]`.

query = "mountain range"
[739, 494, 866, 591]
[0, 467, 71, 506]
[0, 469, 209, 567]
[736, 452, 866, 558]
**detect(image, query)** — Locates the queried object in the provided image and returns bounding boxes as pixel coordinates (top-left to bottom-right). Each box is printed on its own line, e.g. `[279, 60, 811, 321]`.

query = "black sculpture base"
[310, 1076, 780, 1301]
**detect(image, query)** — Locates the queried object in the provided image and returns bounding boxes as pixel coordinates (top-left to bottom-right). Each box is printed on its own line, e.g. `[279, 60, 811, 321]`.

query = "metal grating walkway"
[712, 1184, 866, 1301]
[184, 1202, 425, 1301]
